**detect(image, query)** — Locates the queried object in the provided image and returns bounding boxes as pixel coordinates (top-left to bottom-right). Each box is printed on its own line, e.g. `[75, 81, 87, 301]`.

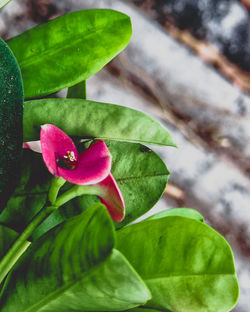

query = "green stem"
[0, 205, 56, 284]
[54, 185, 99, 207]
[48, 176, 66, 204]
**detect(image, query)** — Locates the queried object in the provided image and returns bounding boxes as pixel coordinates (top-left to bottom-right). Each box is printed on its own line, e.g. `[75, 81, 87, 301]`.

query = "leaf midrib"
[144, 272, 236, 283]
[13, 173, 168, 197]
[24, 250, 139, 312]
[97, 136, 174, 146]
[116, 173, 169, 182]
[16, 17, 127, 69]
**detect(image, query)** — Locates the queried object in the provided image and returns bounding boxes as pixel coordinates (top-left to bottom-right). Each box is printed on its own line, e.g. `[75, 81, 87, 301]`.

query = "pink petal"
[97, 173, 125, 222]
[40, 124, 78, 177]
[23, 141, 42, 153]
[58, 140, 111, 185]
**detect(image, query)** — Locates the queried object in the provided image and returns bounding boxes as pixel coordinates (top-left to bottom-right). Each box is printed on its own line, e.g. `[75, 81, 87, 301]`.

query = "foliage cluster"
[0, 4, 238, 312]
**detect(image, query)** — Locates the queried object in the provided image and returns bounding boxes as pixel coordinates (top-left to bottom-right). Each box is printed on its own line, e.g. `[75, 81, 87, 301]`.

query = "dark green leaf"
[0, 205, 150, 311]
[0, 151, 50, 234]
[117, 216, 239, 312]
[0, 38, 23, 211]
[67, 81, 86, 99]
[0, 225, 19, 292]
[146, 207, 204, 222]
[23, 98, 176, 146]
[8, 9, 132, 99]
[0, 225, 19, 259]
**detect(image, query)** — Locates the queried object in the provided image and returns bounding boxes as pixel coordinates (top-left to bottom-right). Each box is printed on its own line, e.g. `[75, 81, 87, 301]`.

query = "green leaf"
[0, 0, 12, 8]
[0, 205, 150, 311]
[67, 81, 86, 99]
[124, 309, 165, 312]
[43, 249, 150, 311]
[0, 204, 114, 310]
[0, 151, 51, 234]
[7, 9, 132, 99]
[0, 38, 23, 211]
[107, 141, 169, 228]
[117, 216, 239, 312]
[23, 98, 176, 146]
[146, 207, 204, 222]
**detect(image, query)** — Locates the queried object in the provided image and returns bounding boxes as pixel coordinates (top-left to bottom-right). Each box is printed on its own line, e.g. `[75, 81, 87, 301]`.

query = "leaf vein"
[116, 173, 169, 182]
[144, 273, 236, 282]
[18, 25, 113, 68]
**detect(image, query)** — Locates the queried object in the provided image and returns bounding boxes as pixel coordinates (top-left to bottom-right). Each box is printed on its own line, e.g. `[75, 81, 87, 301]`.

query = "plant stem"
[0, 204, 57, 284]
[54, 184, 99, 207]
[48, 176, 66, 204]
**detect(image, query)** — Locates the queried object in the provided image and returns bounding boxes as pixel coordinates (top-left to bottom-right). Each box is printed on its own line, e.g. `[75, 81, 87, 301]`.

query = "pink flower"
[23, 124, 125, 222]
[95, 173, 125, 222]
[40, 124, 111, 185]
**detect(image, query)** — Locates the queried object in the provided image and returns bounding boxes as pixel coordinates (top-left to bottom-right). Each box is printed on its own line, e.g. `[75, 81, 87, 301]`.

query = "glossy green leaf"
[117, 216, 239, 312]
[124, 309, 165, 312]
[23, 98, 176, 146]
[107, 140, 169, 228]
[146, 207, 204, 222]
[0, 205, 151, 311]
[0, 0, 12, 8]
[0, 38, 23, 211]
[0, 204, 114, 310]
[8, 9, 132, 99]
[37, 249, 151, 311]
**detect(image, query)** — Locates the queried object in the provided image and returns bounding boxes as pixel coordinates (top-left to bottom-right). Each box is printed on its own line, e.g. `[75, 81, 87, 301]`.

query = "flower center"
[57, 151, 77, 170]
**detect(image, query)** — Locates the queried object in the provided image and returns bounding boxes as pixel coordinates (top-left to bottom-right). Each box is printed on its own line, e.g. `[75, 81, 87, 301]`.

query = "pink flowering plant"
[0, 3, 239, 312]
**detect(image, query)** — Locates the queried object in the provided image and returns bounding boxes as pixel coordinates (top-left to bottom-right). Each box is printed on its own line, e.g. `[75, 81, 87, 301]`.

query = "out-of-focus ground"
[1, 0, 250, 311]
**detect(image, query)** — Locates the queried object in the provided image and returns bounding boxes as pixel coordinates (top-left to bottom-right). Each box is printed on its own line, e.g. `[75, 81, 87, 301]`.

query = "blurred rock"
[130, 0, 250, 92]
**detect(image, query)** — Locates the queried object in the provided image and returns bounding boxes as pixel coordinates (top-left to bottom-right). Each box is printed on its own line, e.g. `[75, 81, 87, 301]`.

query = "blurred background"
[1, 0, 250, 310]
